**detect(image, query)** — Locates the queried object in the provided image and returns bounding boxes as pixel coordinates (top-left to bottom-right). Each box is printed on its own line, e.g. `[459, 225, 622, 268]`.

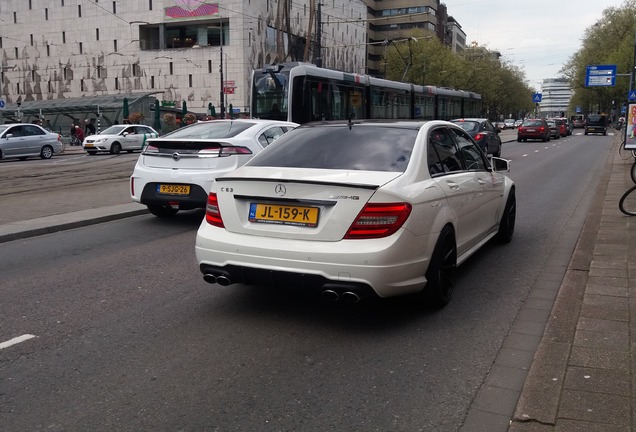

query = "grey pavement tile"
[511, 319, 550, 337]
[507, 422, 554, 432]
[496, 347, 537, 370]
[573, 328, 629, 351]
[515, 307, 552, 325]
[558, 389, 630, 426]
[583, 293, 628, 311]
[587, 266, 628, 278]
[576, 317, 629, 333]
[585, 283, 629, 297]
[586, 275, 628, 288]
[460, 409, 512, 432]
[503, 332, 542, 353]
[555, 419, 629, 432]
[569, 346, 629, 371]
[593, 244, 627, 256]
[589, 258, 628, 270]
[564, 366, 630, 396]
[580, 302, 629, 321]
[523, 297, 556, 312]
[484, 364, 529, 391]
[472, 385, 520, 416]
[528, 287, 559, 301]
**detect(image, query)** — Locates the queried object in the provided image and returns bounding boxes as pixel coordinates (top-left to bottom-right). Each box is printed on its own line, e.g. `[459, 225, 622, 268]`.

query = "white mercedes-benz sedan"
[195, 120, 515, 308]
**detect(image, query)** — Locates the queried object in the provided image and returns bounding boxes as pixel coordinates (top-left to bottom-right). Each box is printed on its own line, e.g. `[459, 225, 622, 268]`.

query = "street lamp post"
[219, 19, 225, 119]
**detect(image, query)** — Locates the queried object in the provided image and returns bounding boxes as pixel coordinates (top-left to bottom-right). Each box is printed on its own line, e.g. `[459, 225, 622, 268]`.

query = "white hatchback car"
[83, 124, 158, 155]
[130, 119, 298, 217]
[195, 120, 516, 308]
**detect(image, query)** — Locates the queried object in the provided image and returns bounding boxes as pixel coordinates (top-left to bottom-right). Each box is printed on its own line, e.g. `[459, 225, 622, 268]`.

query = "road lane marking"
[0, 334, 36, 350]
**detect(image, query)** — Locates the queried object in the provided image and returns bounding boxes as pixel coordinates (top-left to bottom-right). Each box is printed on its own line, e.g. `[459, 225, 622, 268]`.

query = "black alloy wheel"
[424, 226, 457, 308]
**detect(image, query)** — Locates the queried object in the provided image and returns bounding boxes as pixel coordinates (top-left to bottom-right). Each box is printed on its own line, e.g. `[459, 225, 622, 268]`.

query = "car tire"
[147, 204, 179, 217]
[495, 189, 516, 244]
[424, 225, 457, 309]
[517, 137, 521, 142]
[110, 142, 122, 154]
[40, 145, 54, 159]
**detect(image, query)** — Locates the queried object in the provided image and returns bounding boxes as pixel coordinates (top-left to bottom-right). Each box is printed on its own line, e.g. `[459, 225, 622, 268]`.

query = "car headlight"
[94, 138, 109, 143]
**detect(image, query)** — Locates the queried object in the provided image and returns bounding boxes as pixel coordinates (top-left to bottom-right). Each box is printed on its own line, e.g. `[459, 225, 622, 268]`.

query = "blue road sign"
[629, 90, 636, 101]
[585, 64, 617, 87]
[0, 98, 5, 109]
[532, 93, 542, 103]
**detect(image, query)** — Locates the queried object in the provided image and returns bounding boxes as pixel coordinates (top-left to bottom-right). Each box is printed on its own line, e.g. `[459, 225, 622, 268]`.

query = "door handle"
[446, 181, 459, 190]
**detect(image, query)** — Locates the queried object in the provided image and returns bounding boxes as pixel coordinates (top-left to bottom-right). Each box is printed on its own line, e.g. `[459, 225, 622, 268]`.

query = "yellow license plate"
[84, 144, 94, 147]
[157, 184, 191, 196]
[249, 203, 319, 227]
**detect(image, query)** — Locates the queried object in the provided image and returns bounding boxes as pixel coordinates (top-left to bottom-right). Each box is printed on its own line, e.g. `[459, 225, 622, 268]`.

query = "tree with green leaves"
[561, 0, 636, 118]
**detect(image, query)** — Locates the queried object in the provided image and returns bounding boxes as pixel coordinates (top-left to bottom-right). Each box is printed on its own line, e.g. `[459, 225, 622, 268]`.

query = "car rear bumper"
[195, 225, 433, 299]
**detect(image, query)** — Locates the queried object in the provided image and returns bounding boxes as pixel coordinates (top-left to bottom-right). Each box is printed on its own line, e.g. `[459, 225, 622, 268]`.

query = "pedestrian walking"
[85, 119, 96, 136]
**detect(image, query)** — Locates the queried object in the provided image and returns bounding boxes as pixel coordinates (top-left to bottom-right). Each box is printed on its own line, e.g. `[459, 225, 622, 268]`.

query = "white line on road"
[0, 334, 37, 350]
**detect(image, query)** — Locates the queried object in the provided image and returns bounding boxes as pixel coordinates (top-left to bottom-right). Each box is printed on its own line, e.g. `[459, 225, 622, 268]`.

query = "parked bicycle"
[618, 147, 636, 215]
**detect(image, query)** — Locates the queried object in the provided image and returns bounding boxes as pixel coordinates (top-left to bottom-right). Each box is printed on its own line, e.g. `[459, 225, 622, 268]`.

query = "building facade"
[0, 0, 367, 121]
[539, 78, 572, 118]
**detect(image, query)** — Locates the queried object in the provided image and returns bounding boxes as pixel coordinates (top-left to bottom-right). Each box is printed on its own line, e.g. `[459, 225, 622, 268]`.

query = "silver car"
[0, 123, 63, 160]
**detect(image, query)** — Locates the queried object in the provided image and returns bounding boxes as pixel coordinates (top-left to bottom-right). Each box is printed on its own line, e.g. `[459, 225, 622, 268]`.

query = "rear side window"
[428, 127, 463, 174]
[248, 125, 417, 172]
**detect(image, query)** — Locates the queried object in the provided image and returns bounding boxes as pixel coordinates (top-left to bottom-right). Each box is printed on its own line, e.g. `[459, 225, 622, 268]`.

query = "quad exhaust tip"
[321, 289, 361, 303]
[203, 273, 232, 286]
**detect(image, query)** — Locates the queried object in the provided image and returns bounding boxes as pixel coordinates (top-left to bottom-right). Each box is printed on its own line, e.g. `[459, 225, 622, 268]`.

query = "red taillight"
[473, 133, 485, 141]
[219, 146, 252, 155]
[539, 127, 545, 132]
[205, 193, 225, 227]
[344, 203, 412, 239]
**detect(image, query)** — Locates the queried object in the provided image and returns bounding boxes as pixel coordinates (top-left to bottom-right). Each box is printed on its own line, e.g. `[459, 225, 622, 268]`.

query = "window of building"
[113, 40, 118, 51]
[96, 28, 100, 41]
[78, 5, 82, 17]
[115, 77, 119, 90]
[17, 83, 21, 94]
[14, 47, 19, 59]
[112, 1, 116, 14]
[62, 31, 66, 44]
[208, 60, 212, 73]
[13, 12, 17, 24]
[0, 37, 3, 49]
[31, 69, 35, 81]
[149, 0, 152, 10]
[45, 8, 49, 20]
[189, 74, 193, 87]
[30, 34, 34, 46]
[79, 42, 83, 54]
[29, 0, 32, 10]
[169, 62, 173, 75]
[47, 45, 50, 56]
[48, 81, 52, 93]
[97, 66, 102, 78]
[81, 79, 85, 92]
[136, 21, 229, 51]
[150, 76, 155, 88]
[61, 0, 64, 5]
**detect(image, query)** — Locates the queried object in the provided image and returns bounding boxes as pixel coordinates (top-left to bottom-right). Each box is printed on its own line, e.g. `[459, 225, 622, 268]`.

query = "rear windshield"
[587, 115, 607, 125]
[248, 125, 417, 172]
[522, 120, 543, 127]
[451, 121, 479, 133]
[160, 121, 255, 139]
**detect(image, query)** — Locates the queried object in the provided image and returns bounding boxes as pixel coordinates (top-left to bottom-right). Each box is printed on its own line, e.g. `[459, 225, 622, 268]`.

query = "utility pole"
[219, 18, 225, 119]
[315, 2, 322, 67]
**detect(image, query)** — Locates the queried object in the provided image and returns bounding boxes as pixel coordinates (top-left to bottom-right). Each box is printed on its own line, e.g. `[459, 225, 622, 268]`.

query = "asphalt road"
[0, 130, 614, 431]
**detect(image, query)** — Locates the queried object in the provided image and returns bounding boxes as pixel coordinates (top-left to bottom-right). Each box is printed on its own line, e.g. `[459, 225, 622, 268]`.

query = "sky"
[443, 0, 627, 91]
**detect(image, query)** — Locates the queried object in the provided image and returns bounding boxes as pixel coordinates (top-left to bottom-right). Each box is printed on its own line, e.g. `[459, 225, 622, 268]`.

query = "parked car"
[83, 124, 159, 155]
[548, 118, 567, 137]
[559, 118, 573, 135]
[131, 119, 298, 217]
[571, 115, 585, 128]
[450, 118, 502, 157]
[504, 119, 516, 129]
[0, 123, 63, 160]
[585, 114, 608, 135]
[517, 118, 550, 142]
[514, 119, 523, 128]
[546, 119, 561, 139]
[496, 121, 507, 130]
[195, 120, 516, 308]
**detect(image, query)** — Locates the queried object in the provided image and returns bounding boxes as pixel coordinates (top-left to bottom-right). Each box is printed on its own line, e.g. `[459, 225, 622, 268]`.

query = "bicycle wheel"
[632, 161, 636, 184]
[619, 184, 636, 216]
[618, 141, 634, 160]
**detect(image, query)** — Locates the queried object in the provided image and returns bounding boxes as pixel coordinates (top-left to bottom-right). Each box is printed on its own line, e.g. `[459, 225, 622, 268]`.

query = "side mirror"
[490, 157, 510, 172]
